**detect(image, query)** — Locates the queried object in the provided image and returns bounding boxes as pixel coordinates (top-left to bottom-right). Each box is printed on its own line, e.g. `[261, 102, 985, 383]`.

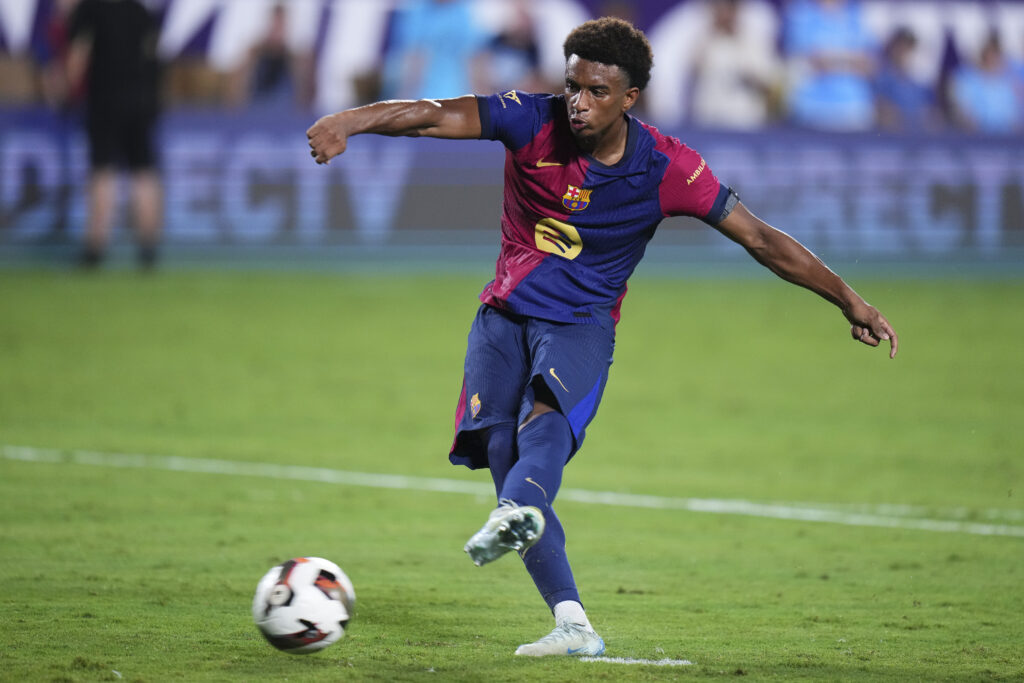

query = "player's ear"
[621, 86, 640, 113]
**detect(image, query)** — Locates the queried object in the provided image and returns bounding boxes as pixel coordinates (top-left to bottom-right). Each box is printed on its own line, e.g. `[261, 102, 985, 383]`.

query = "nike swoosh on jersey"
[536, 158, 564, 167]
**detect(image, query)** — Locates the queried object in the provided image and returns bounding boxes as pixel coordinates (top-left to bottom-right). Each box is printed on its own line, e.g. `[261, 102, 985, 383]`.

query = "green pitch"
[1, 268, 1021, 681]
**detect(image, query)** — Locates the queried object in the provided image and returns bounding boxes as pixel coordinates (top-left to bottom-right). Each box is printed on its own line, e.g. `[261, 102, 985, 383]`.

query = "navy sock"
[501, 412, 570, 507]
[483, 423, 516, 498]
[501, 411, 581, 610]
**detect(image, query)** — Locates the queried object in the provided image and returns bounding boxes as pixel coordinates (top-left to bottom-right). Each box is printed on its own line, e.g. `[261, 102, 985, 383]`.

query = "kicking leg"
[463, 421, 545, 566]
[464, 396, 567, 568]
[501, 409, 576, 607]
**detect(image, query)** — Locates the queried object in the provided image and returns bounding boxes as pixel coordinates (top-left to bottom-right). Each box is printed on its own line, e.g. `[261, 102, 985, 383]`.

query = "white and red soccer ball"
[252, 557, 355, 654]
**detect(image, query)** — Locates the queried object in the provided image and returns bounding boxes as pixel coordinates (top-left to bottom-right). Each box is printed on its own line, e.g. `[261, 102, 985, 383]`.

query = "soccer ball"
[252, 557, 355, 654]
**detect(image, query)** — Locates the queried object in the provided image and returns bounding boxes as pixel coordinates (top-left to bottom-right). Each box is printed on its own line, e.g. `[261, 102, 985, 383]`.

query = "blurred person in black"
[67, 0, 162, 268]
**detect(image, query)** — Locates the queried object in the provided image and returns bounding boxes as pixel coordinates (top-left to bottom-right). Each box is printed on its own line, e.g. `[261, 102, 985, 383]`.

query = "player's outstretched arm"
[307, 96, 482, 165]
[715, 202, 898, 358]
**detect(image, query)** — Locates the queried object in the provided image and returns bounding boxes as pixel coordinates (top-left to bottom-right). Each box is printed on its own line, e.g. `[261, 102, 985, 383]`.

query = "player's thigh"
[461, 305, 532, 425]
[524, 320, 614, 445]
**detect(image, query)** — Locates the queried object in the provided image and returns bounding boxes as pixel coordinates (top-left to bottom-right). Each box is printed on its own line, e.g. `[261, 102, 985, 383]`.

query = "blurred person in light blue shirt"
[951, 32, 1021, 134]
[782, 0, 876, 131]
[476, 0, 548, 94]
[873, 27, 940, 133]
[382, 0, 491, 100]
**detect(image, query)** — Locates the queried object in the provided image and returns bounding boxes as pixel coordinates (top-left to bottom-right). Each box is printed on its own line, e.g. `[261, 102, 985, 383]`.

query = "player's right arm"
[306, 96, 482, 165]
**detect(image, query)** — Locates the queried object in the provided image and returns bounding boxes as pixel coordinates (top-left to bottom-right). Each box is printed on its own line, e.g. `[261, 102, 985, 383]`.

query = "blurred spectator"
[1016, 40, 1024, 119]
[596, 1, 637, 24]
[221, 1, 317, 111]
[475, 0, 547, 94]
[950, 31, 1022, 134]
[382, 0, 490, 100]
[67, 0, 163, 268]
[1015, 27, 1024, 81]
[782, 0, 876, 131]
[30, 0, 80, 108]
[873, 27, 940, 133]
[689, 0, 781, 130]
[0, 0, 44, 103]
[310, 2, 393, 112]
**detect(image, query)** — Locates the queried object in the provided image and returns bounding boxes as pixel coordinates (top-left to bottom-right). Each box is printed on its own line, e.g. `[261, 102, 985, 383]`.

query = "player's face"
[564, 54, 639, 154]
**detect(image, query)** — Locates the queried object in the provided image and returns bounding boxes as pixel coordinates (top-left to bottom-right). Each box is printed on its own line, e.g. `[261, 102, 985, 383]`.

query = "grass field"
[1, 267, 1022, 681]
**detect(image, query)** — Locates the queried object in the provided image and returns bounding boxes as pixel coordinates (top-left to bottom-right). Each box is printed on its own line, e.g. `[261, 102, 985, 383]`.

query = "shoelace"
[489, 499, 523, 521]
[537, 622, 589, 644]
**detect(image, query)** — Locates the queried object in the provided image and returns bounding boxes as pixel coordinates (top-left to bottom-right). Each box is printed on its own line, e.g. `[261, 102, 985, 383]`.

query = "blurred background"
[0, 0, 1022, 269]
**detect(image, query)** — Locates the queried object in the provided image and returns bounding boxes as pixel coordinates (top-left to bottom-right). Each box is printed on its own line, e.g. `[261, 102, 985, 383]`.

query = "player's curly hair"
[562, 17, 654, 91]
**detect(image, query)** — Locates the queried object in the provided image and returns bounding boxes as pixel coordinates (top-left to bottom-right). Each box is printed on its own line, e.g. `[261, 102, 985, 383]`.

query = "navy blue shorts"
[449, 304, 615, 470]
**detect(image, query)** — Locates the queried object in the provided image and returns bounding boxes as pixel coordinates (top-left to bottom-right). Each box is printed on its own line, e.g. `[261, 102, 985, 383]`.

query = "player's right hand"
[307, 113, 349, 165]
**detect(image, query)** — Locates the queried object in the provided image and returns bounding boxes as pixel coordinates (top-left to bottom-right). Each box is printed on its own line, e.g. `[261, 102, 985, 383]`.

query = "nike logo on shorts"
[549, 368, 569, 392]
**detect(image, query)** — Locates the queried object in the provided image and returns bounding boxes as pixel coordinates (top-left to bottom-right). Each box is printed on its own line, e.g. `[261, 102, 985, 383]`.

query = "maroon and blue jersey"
[476, 90, 736, 329]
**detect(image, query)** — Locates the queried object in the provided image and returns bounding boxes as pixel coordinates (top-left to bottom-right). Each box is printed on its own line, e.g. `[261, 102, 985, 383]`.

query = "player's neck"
[584, 117, 629, 166]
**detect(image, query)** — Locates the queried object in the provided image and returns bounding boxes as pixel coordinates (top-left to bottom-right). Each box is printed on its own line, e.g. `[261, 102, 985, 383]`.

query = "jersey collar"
[583, 115, 641, 177]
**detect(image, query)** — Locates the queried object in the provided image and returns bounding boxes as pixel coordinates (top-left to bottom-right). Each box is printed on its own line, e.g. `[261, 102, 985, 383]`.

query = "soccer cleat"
[464, 500, 545, 567]
[514, 622, 605, 657]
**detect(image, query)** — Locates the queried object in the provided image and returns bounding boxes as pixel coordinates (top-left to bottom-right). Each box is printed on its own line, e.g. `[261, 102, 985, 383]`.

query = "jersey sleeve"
[659, 143, 737, 225]
[476, 90, 544, 151]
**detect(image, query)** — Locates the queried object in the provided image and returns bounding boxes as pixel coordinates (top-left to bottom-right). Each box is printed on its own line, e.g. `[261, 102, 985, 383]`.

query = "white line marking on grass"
[4, 444, 1024, 538]
[579, 656, 693, 666]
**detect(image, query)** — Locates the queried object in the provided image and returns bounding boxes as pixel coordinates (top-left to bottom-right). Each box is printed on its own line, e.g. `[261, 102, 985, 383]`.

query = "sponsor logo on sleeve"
[501, 90, 522, 108]
[686, 158, 706, 185]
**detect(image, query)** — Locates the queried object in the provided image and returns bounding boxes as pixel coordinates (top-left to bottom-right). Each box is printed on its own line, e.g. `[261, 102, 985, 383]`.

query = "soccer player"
[307, 17, 898, 657]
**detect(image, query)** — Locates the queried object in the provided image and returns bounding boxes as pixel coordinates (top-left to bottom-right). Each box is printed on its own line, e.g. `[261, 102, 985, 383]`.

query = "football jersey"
[476, 90, 735, 329]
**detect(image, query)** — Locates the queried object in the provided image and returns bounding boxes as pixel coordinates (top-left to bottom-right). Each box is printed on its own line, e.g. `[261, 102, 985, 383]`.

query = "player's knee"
[520, 401, 557, 430]
[517, 409, 572, 452]
[484, 423, 515, 468]
[521, 377, 560, 429]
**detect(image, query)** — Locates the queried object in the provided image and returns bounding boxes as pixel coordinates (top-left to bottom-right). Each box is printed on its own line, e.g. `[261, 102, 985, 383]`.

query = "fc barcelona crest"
[562, 185, 592, 212]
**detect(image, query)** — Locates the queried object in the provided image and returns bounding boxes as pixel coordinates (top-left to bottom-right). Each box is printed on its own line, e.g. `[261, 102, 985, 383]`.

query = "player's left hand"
[846, 302, 898, 358]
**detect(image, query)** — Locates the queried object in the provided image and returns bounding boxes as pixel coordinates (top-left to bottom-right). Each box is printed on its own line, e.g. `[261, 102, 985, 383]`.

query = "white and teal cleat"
[464, 500, 545, 567]
[514, 622, 606, 657]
